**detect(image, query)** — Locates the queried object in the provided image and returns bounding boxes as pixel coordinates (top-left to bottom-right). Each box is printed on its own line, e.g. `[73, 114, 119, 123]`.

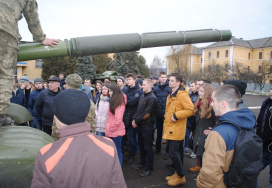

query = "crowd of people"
[7, 71, 272, 187]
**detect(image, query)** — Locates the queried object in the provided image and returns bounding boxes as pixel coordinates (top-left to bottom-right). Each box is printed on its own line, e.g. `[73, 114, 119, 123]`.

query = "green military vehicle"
[1, 29, 232, 187]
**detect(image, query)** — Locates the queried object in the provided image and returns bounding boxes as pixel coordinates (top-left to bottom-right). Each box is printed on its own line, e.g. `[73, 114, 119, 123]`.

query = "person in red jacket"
[31, 89, 126, 188]
[106, 84, 127, 166]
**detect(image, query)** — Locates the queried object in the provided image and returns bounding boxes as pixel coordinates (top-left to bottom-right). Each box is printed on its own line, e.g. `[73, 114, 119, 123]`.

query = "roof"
[204, 36, 272, 49]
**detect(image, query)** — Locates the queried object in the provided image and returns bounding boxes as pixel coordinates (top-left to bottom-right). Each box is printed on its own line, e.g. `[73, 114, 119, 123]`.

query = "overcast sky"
[18, 0, 272, 66]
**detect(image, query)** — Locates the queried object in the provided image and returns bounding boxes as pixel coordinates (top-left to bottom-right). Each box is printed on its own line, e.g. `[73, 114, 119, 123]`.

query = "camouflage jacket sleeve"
[85, 100, 96, 133]
[23, 0, 45, 42]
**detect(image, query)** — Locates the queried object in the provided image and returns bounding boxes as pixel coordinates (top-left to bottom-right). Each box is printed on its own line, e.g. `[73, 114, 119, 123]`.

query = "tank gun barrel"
[18, 29, 231, 61]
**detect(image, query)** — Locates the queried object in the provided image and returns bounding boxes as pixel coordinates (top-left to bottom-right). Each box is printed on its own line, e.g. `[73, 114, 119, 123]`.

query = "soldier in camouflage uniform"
[51, 74, 96, 140]
[0, 0, 58, 119]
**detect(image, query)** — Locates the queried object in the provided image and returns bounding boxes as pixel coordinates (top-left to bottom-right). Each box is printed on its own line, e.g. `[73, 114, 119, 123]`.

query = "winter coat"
[31, 122, 126, 188]
[153, 80, 170, 118]
[256, 97, 272, 153]
[10, 89, 27, 108]
[163, 85, 194, 141]
[35, 88, 61, 126]
[105, 94, 127, 138]
[189, 91, 198, 104]
[133, 91, 157, 127]
[27, 88, 43, 120]
[196, 108, 256, 188]
[95, 95, 109, 133]
[124, 84, 143, 114]
[193, 109, 216, 157]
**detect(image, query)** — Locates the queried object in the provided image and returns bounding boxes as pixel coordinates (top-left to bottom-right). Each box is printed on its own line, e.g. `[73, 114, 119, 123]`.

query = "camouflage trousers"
[0, 31, 18, 114]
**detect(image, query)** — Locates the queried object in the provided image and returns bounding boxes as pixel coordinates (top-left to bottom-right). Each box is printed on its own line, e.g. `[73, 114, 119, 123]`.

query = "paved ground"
[122, 94, 270, 188]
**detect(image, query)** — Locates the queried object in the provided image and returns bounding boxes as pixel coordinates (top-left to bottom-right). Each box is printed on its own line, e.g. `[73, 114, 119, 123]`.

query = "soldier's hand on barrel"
[41, 38, 59, 47]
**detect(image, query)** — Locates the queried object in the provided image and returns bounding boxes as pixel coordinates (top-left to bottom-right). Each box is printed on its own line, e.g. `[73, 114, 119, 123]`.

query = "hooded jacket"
[153, 80, 170, 118]
[95, 95, 109, 133]
[256, 97, 272, 153]
[163, 85, 194, 141]
[197, 108, 256, 188]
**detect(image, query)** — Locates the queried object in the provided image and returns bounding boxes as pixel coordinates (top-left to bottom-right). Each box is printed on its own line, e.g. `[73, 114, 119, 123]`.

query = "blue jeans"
[96, 131, 105, 136]
[184, 127, 190, 150]
[110, 136, 123, 166]
[127, 124, 139, 156]
[33, 118, 42, 130]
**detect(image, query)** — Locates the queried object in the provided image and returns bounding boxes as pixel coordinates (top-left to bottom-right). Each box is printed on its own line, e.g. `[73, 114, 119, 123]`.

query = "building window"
[208, 52, 211, 59]
[248, 66, 250, 73]
[35, 59, 42, 68]
[259, 52, 262, 59]
[270, 65, 272, 73]
[248, 53, 250, 59]
[270, 80, 272, 84]
[217, 51, 220, 58]
[258, 66, 262, 73]
[225, 50, 228, 57]
[271, 51, 272, 59]
[201, 58, 202, 63]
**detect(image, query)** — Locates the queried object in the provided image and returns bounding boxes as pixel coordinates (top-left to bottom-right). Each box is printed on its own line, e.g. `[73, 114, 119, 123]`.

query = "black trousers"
[138, 125, 154, 171]
[43, 125, 52, 136]
[155, 116, 164, 150]
[168, 140, 185, 177]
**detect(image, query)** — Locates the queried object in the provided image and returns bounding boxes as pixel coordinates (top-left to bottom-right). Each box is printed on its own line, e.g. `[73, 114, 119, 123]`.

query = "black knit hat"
[224, 80, 247, 97]
[52, 89, 90, 125]
[48, 76, 60, 82]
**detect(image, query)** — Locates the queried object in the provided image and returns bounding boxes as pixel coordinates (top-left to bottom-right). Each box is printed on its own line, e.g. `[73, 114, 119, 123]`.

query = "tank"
[18, 29, 232, 61]
[1, 28, 232, 187]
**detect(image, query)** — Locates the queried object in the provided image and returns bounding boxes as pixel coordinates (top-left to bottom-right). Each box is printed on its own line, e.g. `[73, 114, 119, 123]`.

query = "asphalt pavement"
[122, 94, 270, 188]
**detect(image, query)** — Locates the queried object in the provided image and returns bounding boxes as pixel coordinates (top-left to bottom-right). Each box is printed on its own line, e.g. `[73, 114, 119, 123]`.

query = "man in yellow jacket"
[163, 73, 194, 186]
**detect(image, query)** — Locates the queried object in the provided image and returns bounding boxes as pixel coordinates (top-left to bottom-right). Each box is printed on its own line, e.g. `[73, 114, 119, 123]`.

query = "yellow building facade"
[167, 37, 272, 83]
[16, 59, 42, 81]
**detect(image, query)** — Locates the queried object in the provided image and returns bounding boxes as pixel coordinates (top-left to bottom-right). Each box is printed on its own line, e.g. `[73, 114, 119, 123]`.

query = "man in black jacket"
[36, 77, 61, 135]
[256, 88, 272, 187]
[124, 73, 144, 164]
[132, 79, 157, 177]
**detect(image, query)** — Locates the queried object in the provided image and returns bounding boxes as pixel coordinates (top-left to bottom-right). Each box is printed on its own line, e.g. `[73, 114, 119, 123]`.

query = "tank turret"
[18, 29, 232, 61]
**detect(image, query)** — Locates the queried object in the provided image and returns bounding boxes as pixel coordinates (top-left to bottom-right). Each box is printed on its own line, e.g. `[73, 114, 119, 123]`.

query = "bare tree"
[203, 60, 228, 84]
[149, 56, 163, 76]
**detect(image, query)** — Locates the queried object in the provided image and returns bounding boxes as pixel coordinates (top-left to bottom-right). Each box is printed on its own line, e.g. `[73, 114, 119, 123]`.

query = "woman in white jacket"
[95, 83, 110, 136]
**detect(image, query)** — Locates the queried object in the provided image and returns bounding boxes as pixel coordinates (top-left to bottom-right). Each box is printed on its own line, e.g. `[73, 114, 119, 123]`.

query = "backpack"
[223, 122, 263, 188]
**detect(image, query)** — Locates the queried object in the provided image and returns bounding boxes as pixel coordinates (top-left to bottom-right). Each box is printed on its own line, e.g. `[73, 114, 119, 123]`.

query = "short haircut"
[159, 72, 167, 77]
[104, 77, 111, 81]
[170, 73, 183, 83]
[136, 74, 143, 79]
[190, 81, 196, 85]
[126, 73, 136, 80]
[143, 79, 153, 87]
[85, 78, 91, 82]
[213, 85, 241, 109]
[198, 79, 211, 83]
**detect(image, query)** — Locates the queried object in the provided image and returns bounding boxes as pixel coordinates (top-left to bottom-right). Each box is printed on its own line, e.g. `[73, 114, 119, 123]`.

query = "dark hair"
[213, 85, 241, 109]
[136, 74, 143, 79]
[170, 73, 183, 83]
[126, 73, 136, 80]
[93, 80, 103, 101]
[159, 72, 167, 77]
[108, 84, 125, 114]
[104, 77, 111, 81]
[198, 79, 211, 84]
